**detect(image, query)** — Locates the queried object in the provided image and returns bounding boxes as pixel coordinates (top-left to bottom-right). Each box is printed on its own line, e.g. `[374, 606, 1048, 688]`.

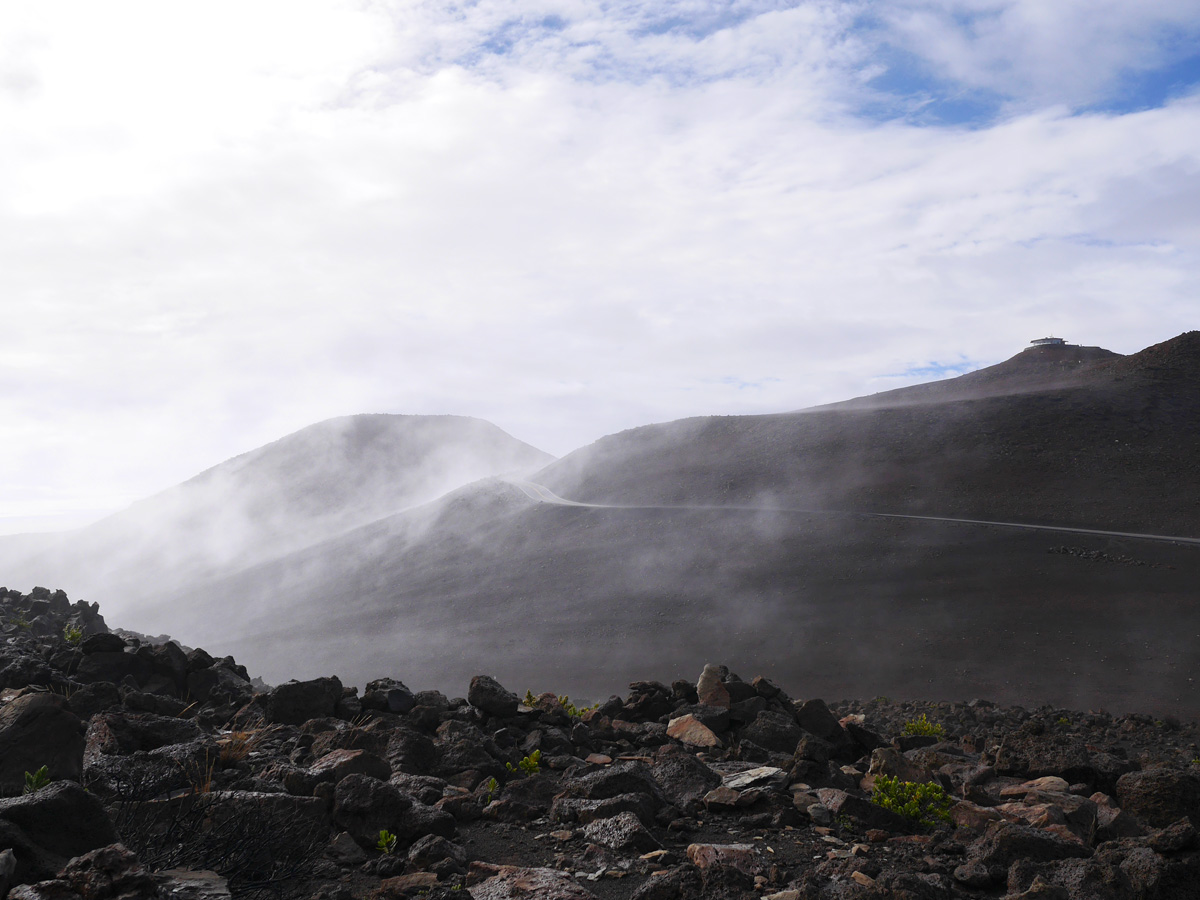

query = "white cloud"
[1, 1, 1198, 531]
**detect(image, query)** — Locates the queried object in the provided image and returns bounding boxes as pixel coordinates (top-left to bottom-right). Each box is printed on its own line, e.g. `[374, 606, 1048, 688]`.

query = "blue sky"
[1, 0, 1199, 532]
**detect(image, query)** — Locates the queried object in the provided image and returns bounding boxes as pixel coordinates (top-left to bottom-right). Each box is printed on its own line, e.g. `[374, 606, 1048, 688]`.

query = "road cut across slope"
[507, 480, 1200, 547]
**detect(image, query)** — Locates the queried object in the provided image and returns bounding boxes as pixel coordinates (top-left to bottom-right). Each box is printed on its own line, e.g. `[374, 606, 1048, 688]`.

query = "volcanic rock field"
[1, 587, 1199, 900]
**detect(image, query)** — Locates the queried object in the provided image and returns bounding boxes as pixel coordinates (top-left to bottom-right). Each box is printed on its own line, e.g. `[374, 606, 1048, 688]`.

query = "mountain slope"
[0, 414, 553, 606]
[536, 333, 1200, 534]
[6, 336, 1198, 716]
[819, 339, 1121, 409]
[102, 333, 1200, 717]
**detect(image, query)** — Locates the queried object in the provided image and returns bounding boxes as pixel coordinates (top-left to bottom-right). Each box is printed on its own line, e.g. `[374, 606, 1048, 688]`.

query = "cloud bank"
[2, 0, 1198, 530]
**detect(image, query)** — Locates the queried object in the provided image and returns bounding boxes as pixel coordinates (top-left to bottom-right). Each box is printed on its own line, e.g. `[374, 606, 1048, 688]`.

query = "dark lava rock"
[79, 633, 126, 655]
[467, 675, 518, 718]
[362, 678, 416, 714]
[650, 744, 722, 808]
[0, 693, 85, 795]
[264, 676, 344, 725]
[1115, 769, 1200, 829]
[583, 810, 662, 853]
[740, 709, 802, 754]
[0, 782, 120, 883]
[83, 710, 202, 759]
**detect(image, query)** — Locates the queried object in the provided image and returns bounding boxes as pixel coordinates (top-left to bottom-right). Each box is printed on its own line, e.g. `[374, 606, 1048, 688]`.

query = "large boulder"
[583, 811, 661, 853]
[116, 791, 328, 890]
[185, 663, 252, 706]
[0, 782, 120, 883]
[79, 634, 127, 655]
[1116, 769, 1200, 829]
[696, 664, 731, 710]
[953, 820, 1092, 889]
[362, 678, 416, 715]
[83, 741, 215, 802]
[144, 641, 190, 694]
[650, 744, 722, 807]
[470, 865, 598, 899]
[467, 676, 518, 718]
[482, 774, 560, 823]
[308, 748, 392, 785]
[333, 774, 453, 850]
[794, 699, 853, 757]
[739, 710, 802, 754]
[10, 844, 161, 900]
[83, 711, 203, 760]
[0, 693, 85, 794]
[556, 760, 666, 808]
[993, 728, 1135, 794]
[262, 677, 343, 725]
[74, 651, 152, 687]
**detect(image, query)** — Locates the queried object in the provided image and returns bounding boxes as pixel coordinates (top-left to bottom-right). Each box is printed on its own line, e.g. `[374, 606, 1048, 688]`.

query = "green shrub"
[506, 750, 541, 777]
[871, 775, 952, 827]
[902, 714, 945, 739]
[375, 829, 397, 854]
[63, 624, 84, 646]
[24, 766, 51, 794]
[522, 690, 597, 719]
[558, 696, 599, 719]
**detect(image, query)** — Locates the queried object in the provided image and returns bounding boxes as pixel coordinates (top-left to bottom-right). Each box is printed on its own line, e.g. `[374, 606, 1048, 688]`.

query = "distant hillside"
[5, 335, 1198, 717]
[820, 340, 1121, 409]
[0, 414, 553, 606]
[536, 333, 1200, 534]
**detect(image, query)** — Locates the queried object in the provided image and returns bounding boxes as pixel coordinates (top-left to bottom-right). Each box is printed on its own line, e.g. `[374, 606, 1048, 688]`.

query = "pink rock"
[696, 665, 731, 710]
[950, 800, 1004, 830]
[667, 714, 722, 748]
[686, 843, 763, 875]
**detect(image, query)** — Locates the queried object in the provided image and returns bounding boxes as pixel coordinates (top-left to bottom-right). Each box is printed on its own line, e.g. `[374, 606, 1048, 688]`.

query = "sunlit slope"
[0, 414, 553, 608]
[537, 333, 1200, 534]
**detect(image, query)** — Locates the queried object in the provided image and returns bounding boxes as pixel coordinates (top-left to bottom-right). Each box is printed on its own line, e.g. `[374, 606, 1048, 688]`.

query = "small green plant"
[559, 696, 599, 718]
[11, 615, 30, 632]
[506, 750, 541, 776]
[524, 689, 537, 706]
[483, 776, 499, 804]
[1056, 716, 1070, 727]
[871, 775, 952, 827]
[902, 714, 945, 739]
[376, 829, 398, 854]
[23, 766, 51, 794]
[63, 624, 84, 646]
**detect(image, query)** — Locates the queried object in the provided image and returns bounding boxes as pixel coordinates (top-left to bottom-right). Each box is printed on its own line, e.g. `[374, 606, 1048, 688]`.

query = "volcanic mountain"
[0, 414, 553, 609]
[537, 333, 1200, 533]
[4, 334, 1199, 717]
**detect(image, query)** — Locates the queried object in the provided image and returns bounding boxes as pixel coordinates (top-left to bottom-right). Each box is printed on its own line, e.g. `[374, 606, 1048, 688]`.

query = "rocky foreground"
[0, 588, 1198, 900]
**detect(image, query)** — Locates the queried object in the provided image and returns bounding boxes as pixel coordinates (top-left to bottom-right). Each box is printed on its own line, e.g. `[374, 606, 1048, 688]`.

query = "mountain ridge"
[3, 333, 1198, 716]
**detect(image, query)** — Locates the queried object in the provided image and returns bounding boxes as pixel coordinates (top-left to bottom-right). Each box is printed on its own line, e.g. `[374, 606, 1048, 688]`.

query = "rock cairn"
[0, 588, 1198, 899]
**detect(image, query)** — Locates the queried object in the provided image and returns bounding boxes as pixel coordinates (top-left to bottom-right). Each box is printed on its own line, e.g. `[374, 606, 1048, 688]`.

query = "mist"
[1, 336, 1197, 717]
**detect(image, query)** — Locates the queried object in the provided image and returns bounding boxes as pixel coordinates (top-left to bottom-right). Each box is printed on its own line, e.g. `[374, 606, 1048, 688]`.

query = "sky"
[2, 0, 1199, 534]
